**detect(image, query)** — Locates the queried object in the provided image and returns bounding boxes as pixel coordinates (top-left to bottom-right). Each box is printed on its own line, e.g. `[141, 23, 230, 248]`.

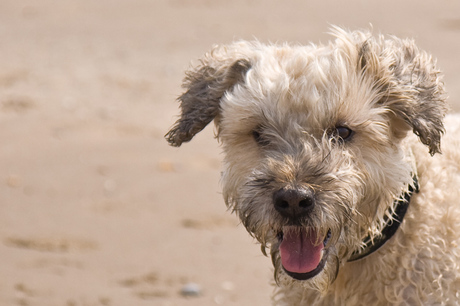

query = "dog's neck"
[348, 175, 420, 262]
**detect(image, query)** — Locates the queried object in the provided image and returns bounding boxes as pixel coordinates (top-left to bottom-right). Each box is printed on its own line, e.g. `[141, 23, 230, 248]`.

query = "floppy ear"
[360, 36, 448, 155]
[165, 48, 251, 147]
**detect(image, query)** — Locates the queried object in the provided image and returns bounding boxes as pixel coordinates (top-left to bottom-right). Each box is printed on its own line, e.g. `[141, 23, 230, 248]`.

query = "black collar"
[348, 176, 419, 262]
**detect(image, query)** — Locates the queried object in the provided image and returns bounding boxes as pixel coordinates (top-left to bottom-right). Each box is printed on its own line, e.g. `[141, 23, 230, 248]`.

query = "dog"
[165, 27, 460, 305]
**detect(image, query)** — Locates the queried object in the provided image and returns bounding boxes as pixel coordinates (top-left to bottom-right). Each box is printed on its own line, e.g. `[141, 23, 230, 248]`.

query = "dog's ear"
[360, 37, 448, 155]
[165, 49, 251, 147]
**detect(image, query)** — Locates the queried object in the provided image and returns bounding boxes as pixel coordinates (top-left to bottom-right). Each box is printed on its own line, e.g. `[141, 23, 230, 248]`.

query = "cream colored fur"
[166, 27, 460, 305]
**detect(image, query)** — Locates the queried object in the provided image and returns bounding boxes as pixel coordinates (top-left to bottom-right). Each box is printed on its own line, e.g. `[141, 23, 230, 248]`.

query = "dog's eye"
[335, 126, 353, 141]
[252, 130, 270, 146]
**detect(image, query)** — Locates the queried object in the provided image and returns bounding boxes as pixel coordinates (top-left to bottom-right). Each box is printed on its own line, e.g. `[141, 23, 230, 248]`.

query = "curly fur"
[166, 27, 460, 305]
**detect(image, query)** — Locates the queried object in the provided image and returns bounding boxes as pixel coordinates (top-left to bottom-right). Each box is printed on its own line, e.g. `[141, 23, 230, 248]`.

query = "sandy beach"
[1, 1, 459, 305]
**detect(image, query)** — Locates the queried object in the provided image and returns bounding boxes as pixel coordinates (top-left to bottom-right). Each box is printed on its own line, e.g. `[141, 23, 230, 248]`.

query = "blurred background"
[0, 1, 459, 305]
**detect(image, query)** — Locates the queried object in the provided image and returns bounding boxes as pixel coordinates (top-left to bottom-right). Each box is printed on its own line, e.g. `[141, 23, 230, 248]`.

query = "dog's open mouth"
[278, 227, 331, 280]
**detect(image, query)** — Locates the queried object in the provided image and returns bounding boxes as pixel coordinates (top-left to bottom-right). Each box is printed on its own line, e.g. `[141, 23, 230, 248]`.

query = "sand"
[0, 1, 459, 305]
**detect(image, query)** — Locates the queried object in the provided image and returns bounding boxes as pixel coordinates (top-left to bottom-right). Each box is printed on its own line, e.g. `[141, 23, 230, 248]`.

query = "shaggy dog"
[165, 27, 460, 305]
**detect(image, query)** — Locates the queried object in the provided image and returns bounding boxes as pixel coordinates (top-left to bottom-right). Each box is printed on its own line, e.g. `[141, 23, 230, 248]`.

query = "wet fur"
[166, 27, 460, 304]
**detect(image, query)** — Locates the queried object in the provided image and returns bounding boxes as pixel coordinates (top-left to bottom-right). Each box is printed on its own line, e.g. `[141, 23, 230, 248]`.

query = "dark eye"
[252, 130, 270, 146]
[335, 126, 353, 141]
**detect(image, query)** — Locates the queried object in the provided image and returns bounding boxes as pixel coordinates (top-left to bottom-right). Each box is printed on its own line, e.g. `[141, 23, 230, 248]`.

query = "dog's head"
[166, 27, 447, 291]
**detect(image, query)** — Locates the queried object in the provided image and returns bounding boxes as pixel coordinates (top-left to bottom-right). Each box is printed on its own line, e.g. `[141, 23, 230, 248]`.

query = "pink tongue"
[279, 227, 324, 274]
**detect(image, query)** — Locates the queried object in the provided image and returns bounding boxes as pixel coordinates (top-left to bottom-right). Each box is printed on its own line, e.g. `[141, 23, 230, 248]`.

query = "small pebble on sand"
[180, 283, 201, 297]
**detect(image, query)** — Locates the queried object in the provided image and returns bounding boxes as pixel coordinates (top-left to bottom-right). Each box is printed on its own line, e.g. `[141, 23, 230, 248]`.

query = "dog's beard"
[226, 176, 360, 291]
[221, 143, 409, 291]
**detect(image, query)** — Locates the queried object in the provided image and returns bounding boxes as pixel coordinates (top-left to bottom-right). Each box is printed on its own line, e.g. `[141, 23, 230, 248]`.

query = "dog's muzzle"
[273, 187, 331, 280]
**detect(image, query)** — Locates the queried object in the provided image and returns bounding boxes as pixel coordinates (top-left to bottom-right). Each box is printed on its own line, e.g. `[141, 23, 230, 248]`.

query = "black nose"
[273, 187, 315, 219]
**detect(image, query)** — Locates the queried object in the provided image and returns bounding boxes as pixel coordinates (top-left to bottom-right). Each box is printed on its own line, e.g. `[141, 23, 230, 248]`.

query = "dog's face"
[166, 28, 446, 291]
